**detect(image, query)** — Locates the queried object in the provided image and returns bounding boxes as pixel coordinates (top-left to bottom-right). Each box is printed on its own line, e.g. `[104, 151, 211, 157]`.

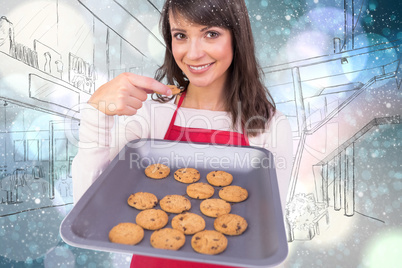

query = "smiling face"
[169, 13, 233, 91]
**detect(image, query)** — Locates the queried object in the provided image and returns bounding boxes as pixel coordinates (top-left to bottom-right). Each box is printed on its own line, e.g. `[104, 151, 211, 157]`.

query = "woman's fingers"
[118, 96, 143, 116]
[88, 73, 171, 116]
[125, 73, 172, 96]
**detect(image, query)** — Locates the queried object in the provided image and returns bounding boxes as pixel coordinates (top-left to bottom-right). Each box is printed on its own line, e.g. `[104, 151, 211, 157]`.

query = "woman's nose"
[186, 39, 204, 60]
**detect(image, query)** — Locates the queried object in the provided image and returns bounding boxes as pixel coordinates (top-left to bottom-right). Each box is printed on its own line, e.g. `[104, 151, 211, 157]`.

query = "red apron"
[130, 91, 249, 267]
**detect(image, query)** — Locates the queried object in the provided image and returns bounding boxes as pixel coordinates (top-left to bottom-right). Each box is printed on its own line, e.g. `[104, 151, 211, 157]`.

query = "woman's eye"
[206, 31, 219, 38]
[173, 33, 186, 40]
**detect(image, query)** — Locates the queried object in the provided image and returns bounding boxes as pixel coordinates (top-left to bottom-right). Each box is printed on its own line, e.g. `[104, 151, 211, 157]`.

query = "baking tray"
[60, 139, 288, 267]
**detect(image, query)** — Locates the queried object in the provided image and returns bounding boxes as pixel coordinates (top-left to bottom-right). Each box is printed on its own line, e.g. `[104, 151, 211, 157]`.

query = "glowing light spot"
[260, 0, 268, 8]
[342, 33, 396, 85]
[364, 230, 402, 268]
[77, 254, 88, 265]
[382, 28, 391, 36]
[35, 198, 41, 204]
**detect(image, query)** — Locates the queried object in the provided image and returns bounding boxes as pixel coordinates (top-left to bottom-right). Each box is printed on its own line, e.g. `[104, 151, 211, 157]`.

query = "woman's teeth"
[189, 63, 212, 70]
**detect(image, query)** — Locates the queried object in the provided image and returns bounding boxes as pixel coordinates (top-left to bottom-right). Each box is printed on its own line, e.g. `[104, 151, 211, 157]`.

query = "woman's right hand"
[88, 72, 172, 116]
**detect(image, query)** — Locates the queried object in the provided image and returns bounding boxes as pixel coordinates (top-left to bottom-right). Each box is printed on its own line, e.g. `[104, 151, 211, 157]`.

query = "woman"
[72, 0, 293, 267]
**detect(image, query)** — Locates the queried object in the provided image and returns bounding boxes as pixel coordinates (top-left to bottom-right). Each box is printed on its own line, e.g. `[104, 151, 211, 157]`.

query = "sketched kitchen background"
[0, 0, 401, 267]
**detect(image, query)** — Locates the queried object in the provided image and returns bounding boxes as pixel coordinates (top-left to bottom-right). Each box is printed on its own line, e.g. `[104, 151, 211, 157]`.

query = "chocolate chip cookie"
[199, 198, 231, 218]
[150, 228, 186, 250]
[145, 163, 170, 179]
[108, 222, 144, 245]
[171, 212, 206, 235]
[191, 230, 228, 255]
[206, 171, 233, 186]
[127, 192, 158, 210]
[135, 209, 169, 230]
[160, 194, 191, 213]
[214, 214, 248, 235]
[174, 168, 201, 184]
[186, 182, 215, 199]
[219, 185, 248, 202]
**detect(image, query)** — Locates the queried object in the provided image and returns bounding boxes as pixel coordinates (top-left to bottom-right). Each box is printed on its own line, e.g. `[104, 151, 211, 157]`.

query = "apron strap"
[163, 91, 186, 140]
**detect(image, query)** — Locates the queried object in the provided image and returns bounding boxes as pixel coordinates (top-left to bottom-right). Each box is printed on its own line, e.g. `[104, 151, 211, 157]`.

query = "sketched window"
[55, 138, 68, 161]
[27, 139, 39, 161]
[13, 140, 25, 162]
[41, 139, 49, 161]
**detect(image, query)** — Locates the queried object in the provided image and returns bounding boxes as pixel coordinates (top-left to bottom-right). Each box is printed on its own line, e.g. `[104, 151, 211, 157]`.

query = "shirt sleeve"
[71, 103, 115, 203]
[248, 110, 294, 212]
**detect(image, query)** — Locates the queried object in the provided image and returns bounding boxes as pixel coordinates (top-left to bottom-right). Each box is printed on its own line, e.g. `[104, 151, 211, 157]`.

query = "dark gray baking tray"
[60, 139, 288, 267]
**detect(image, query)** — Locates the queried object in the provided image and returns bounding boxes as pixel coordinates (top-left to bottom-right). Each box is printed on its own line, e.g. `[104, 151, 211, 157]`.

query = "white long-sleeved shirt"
[72, 98, 294, 211]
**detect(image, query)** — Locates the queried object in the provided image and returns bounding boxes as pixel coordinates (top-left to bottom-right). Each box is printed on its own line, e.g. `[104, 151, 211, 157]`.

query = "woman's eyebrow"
[171, 27, 186, 32]
[171, 26, 212, 33]
[200, 26, 211, 32]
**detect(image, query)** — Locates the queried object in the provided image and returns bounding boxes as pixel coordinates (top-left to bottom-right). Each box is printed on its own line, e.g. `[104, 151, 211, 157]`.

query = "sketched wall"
[255, 0, 401, 267]
[0, 0, 401, 267]
[0, 0, 163, 266]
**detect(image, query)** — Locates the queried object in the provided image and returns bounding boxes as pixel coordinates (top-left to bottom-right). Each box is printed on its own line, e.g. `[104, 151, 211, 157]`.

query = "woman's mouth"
[187, 63, 213, 73]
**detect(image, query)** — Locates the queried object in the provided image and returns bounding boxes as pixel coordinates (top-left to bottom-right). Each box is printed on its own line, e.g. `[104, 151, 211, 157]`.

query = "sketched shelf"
[0, 52, 91, 120]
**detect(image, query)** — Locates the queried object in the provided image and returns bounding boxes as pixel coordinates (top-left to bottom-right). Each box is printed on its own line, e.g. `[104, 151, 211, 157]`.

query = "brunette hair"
[154, 0, 276, 137]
